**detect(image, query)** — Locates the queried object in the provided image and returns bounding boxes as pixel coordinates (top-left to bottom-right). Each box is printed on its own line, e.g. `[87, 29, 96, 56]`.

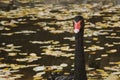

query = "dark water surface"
[0, 8, 120, 80]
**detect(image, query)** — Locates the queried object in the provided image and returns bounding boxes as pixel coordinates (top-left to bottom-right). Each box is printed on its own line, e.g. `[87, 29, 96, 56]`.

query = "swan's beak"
[74, 21, 81, 33]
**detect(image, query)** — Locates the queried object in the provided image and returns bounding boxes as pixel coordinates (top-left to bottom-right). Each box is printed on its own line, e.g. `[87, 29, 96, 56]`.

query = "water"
[0, 4, 120, 80]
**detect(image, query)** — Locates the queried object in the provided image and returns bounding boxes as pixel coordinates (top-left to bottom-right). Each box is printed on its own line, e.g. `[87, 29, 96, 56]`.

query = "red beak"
[74, 21, 81, 33]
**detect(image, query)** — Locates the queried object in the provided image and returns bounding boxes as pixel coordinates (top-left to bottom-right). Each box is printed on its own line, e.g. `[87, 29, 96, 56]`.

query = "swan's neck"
[75, 31, 84, 53]
[74, 29, 87, 80]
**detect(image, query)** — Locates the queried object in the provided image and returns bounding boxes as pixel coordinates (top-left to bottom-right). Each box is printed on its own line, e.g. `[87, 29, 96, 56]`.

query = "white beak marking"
[74, 29, 79, 33]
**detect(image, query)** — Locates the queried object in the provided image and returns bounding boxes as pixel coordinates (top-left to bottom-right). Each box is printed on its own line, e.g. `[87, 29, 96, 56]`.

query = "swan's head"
[74, 16, 84, 34]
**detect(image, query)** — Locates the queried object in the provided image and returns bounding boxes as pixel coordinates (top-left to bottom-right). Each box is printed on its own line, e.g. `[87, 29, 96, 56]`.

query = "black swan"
[48, 16, 87, 80]
[74, 16, 87, 80]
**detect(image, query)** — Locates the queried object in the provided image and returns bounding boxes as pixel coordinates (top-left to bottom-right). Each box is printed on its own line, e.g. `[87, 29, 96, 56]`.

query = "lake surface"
[0, 4, 120, 80]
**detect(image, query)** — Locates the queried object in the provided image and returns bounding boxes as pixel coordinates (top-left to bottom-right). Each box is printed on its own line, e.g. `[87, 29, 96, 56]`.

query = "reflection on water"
[0, 3, 120, 80]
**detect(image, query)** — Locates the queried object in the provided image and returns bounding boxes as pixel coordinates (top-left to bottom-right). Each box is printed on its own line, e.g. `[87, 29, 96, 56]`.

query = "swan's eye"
[74, 20, 81, 33]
